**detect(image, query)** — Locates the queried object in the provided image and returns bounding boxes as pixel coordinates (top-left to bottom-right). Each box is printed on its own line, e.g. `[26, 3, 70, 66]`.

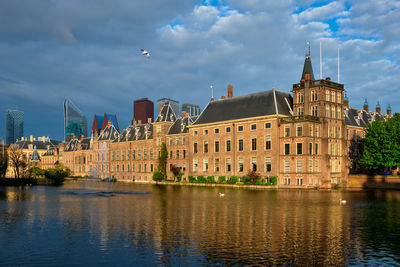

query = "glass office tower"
[63, 99, 88, 141]
[6, 109, 24, 144]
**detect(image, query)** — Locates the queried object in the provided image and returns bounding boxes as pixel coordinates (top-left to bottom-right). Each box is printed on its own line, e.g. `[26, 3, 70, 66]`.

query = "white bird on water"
[340, 198, 347, 204]
[219, 193, 225, 197]
[141, 49, 150, 59]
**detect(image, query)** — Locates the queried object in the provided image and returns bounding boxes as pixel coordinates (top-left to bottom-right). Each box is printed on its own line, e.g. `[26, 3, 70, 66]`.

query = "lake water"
[1, 181, 400, 266]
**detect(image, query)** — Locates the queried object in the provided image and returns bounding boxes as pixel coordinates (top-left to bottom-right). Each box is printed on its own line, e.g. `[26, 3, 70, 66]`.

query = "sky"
[0, 0, 399, 141]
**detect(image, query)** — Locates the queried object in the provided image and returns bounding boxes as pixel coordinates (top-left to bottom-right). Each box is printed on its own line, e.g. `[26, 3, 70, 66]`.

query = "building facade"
[6, 109, 24, 144]
[182, 103, 200, 116]
[63, 99, 88, 141]
[134, 98, 154, 124]
[11, 53, 394, 187]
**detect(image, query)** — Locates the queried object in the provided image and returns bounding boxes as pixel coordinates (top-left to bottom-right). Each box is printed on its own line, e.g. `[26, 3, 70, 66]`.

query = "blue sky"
[0, 0, 399, 140]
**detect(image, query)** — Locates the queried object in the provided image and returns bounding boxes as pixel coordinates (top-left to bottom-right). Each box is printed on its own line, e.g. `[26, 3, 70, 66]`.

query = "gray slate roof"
[65, 139, 79, 152]
[193, 89, 292, 125]
[168, 116, 198, 135]
[301, 56, 315, 81]
[30, 146, 41, 161]
[344, 107, 386, 127]
[14, 139, 56, 150]
[155, 104, 177, 123]
[113, 123, 153, 143]
[98, 124, 119, 141]
[42, 146, 55, 156]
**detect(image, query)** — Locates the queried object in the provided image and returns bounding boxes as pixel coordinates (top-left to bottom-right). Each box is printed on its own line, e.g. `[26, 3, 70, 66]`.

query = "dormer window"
[170, 114, 174, 121]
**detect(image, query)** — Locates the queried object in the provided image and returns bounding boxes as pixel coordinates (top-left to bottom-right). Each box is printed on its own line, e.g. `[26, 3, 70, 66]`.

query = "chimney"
[376, 102, 381, 115]
[30, 135, 33, 142]
[181, 111, 188, 118]
[326, 77, 331, 81]
[147, 117, 152, 123]
[363, 99, 369, 112]
[81, 134, 84, 140]
[138, 120, 142, 125]
[387, 104, 392, 117]
[343, 94, 349, 108]
[221, 95, 226, 99]
[107, 120, 112, 126]
[42, 136, 46, 143]
[21, 137, 24, 141]
[227, 85, 233, 98]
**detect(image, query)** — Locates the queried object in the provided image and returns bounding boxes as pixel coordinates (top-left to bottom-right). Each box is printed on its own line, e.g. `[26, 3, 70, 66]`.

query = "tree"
[0, 148, 8, 178]
[247, 169, 261, 184]
[358, 113, 400, 173]
[158, 142, 168, 179]
[8, 145, 28, 178]
[170, 164, 182, 181]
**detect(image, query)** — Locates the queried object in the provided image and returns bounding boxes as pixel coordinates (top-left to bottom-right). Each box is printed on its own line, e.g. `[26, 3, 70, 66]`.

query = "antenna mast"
[306, 41, 310, 57]
[320, 40, 322, 79]
[338, 47, 340, 83]
[210, 85, 214, 100]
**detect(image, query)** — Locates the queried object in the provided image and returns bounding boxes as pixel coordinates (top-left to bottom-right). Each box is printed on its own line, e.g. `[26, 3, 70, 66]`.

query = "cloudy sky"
[1, 0, 399, 141]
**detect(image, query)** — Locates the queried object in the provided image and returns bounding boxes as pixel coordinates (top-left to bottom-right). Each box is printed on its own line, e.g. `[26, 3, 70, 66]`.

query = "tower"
[6, 109, 24, 144]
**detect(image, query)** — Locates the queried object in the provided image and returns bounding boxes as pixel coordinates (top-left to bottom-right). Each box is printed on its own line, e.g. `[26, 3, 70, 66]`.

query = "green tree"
[358, 113, 400, 173]
[0, 149, 8, 178]
[158, 142, 168, 179]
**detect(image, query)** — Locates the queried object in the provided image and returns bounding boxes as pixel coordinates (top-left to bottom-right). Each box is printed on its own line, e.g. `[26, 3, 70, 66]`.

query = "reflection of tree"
[348, 138, 363, 174]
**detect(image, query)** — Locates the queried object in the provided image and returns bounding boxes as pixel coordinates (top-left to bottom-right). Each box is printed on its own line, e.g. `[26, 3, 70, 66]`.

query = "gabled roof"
[80, 137, 91, 150]
[193, 89, 292, 125]
[102, 113, 119, 133]
[30, 146, 41, 161]
[98, 124, 119, 141]
[301, 56, 315, 81]
[155, 104, 177, 123]
[168, 116, 198, 135]
[65, 139, 79, 152]
[113, 123, 153, 143]
[14, 139, 56, 150]
[344, 107, 386, 127]
[42, 146, 55, 156]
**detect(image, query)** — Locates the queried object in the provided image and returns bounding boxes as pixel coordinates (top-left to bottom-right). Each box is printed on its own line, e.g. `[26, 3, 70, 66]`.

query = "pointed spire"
[301, 42, 315, 81]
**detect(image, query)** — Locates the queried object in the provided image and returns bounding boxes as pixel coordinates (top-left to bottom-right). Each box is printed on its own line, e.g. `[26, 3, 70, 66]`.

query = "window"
[238, 139, 244, 151]
[315, 143, 319, 155]
[284, 177, 290, 185]
[204, 141, 208, 153]
[138, 150, 141, 160]
[144, 149, 147, 160]
[204, 130, 208, 135]
[170, 151, 173, 159]
[176, 137, 179, 145]
[265, 136, 271, 150]
[183, 150, 186, 158]
[265, 122, 271, 129]
[337, 107, 341, 119]
[194, 142, 198, 153]
[252, 137, 257, 151]
[156, 125, 161, 133]
[315, 126, 320, 137]
[176, 150, 179, 159]
[326, 106, 330, 118]
[284, 160, 290, 173]
[297, 125, 303, 137]
[126, 150, 130, 160]
[265, 157, 271, 172]
[285, 144, 290, 155]
[169, 138, 172, 146]
[238, 126, 243, 131]
[297, 143, 303, 155]
[251, 157, 257, 171]
[297, 107, 304, 116]
[182, 136, 186, 145]
[309, 160, 313, 172]
[215, 128, 219, 134]
[112, 152, 115, 161]
[326, 90, 330, 101]
[309, 125, 313, 137]
[312, 106, 318, 117]
[296, 160, 302, 173]
[285, 126, 290, 137]
[226, 127, 231, 133]
[144, 164, 147, 173]
[215, 158, 220, 172]
[297, 178, 303, 185]
[215, 141, 219, 152]
[193, 159, 198, 172]
[331, 106, 335, 118]
[132, 150, 136, 160]
[238, 158, 243, 172]
[116, 151, 120, 161]
[337, 92, 341, 103]
[138, 164, 141, 172]
[182, 163, 186, 172]
[203, 159, 208, 172]
[309, 143, 313, 155]
[150, 149, 154, 160]
[226, 140, 231, 152]
[194, 131, 198, 136]
[312, 90, 317, 101]
[226, 158, 231, 172]
[151, 164, 154, 172]
[121, 151, 124, 161]
[315, 160, 319, 172]
[297, 92, 304, 103]
[251, 124, 256, 130]
[157, 138, 161, 146]
[132, 164, 135, 172]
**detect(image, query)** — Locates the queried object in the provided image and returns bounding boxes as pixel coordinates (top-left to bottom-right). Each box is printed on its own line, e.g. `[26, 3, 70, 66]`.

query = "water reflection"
[0, 183, 399, 266]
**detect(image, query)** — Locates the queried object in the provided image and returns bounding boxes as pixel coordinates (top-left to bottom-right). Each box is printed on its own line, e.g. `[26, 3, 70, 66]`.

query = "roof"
[113, 123, 153, 143]
[98, 124, 119, 141]
[64, 139, 79, 152]
[30, 146, 41, 161]
[42, 146, 55, 156]
[168, 116, 198, 135]
[344, 107, 386, 127]
[80, 138, 91, 150]
[193, 89, 292, 125]
[301, 56, 315, 81]
[155, 104, 177, 123]
[14, 139, 56, 150]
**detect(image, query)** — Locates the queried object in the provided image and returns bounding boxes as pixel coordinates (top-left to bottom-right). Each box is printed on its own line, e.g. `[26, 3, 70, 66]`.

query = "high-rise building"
[134, 98, 154, 124]
[6, 109, 24, 144]
[157, 98, 179, 117]
[63, 99, 88, 141]
[182, 103, 201, 116]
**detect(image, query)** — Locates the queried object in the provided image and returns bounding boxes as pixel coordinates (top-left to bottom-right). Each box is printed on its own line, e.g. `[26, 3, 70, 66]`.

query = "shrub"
[153, 170, 164, 181]
[227, 176, 238, 184]
[235, 182, 244, 185]
[218, 176, 226, 184]
[247, 170, 261, 184]
[177, 172, 184, 182]
[188, 175, 196, 183]
[44, 164, 70, 185]
[242, 176, 251, 185]
[255, 178, 264, 185]
[29, 167, 44, 178]
[196, 176, 207, 183]
[270, 176, 278, 185]
[110, 177, 117, 183]
[207, 176, 216, 184]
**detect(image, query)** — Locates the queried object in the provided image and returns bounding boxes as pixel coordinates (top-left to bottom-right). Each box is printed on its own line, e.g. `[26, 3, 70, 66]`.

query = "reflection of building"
[6, 109, 24, 144]
[134, 98, 154, 124]
[182, 103, 200, 116]
[157, 98, 179, 118]
[63, 99, 88, 141]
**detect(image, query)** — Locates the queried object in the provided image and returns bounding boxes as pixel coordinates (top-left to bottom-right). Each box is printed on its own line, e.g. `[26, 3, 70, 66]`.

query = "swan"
[219, 193, 225, 197]
[339, 198, 346, 204]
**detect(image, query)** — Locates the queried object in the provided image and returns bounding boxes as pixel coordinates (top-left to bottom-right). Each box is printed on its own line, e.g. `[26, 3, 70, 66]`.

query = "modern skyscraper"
[134, 98, 154, 124]
[182, 103, 201, 116]
[6, 109, 24, 144]
[63, 99, 88, 141]
[157, 98, 179, 117]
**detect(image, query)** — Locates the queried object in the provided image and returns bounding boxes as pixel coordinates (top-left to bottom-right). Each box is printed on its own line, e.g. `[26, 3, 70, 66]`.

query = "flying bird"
[141, 49, 150, 59]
